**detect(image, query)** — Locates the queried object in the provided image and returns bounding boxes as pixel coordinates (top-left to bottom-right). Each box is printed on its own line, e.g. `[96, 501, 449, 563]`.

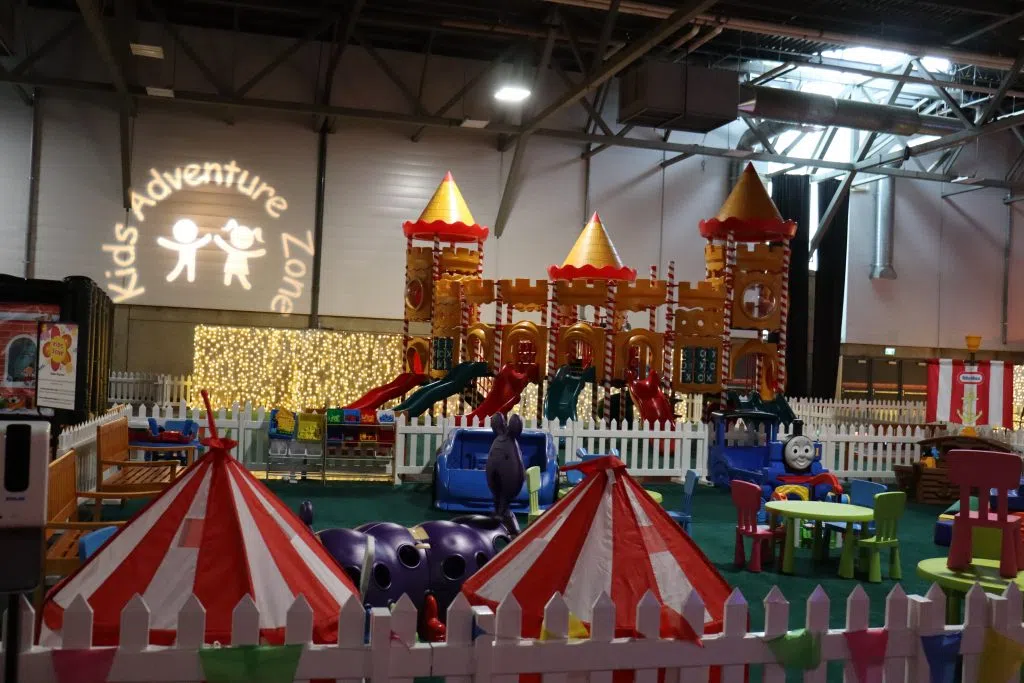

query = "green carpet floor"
[264, 479, 941, 631]
[98, 479, 949, 682]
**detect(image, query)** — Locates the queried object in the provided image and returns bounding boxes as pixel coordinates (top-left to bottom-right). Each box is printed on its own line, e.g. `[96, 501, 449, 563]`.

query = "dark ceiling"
[22, 0, 1024, 74]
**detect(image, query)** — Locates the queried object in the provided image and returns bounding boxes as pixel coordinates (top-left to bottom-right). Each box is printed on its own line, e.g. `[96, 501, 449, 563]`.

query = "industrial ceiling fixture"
[493, 61, 531, 104]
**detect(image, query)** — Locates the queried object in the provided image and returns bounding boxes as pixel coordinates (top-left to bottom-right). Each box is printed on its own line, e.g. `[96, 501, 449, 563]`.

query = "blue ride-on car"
[433, 425, 559, 513]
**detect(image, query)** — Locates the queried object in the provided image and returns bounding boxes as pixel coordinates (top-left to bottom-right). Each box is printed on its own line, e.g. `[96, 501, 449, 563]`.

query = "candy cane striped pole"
[493, 281, 503, 373]
[431, 235, 441, 370]
[459, 285, 469, 413]
[721, 235, 736, 404]
[662, 260, 675, 390]
[535, 282, 550, 423]
[778, 242, 791, 394]
[403, 236, 412, 366]
[603, 282, 617, 426]
[648, 264, 658, 336]
[547, 282, 558, 380]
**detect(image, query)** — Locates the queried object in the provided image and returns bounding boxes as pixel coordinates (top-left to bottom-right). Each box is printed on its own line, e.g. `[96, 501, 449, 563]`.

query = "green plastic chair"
[526, 466, 543, 525]
[853, 491, 906, 583]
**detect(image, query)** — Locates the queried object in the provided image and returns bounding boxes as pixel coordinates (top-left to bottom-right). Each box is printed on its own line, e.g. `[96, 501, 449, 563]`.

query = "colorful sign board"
[36, 323, 79, 411]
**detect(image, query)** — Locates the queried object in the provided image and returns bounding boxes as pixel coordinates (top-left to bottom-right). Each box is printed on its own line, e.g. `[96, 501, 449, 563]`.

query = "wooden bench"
[45, 449, 159, 577]
[97, 417, 180, 495]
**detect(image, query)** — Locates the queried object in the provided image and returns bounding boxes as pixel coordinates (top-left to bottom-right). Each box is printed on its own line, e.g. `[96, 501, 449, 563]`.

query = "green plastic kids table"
[917, 557, 1024, 623]
[765, 500, 875, 576]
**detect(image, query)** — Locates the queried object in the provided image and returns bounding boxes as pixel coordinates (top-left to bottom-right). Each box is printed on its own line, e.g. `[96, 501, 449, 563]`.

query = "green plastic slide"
[393, 362, 490, 417]
[544, 364, 596, 424]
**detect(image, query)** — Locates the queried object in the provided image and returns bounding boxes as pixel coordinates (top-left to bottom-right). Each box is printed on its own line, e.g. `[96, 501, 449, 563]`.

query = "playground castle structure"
[396, 165, 797, 423]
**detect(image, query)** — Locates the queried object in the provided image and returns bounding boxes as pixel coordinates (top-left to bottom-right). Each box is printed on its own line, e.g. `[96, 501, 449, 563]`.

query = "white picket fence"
[4, 580, 1021, 683]
[790, 397, 928, 426]
[56, 404, 133, 491]
[107, 372, 193, 406]
[59, 400, 1024, 490]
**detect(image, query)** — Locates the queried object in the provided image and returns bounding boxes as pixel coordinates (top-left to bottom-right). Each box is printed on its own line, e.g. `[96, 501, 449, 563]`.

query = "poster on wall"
[926, 358, 1014, 428]
[36, 323, 79, 411]
[0, 302, 59, 415]
[101, 160, 314, 313]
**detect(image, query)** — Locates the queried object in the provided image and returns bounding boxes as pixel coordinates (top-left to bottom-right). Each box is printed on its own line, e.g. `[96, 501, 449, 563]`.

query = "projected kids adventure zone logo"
[102, 160, 314, 313]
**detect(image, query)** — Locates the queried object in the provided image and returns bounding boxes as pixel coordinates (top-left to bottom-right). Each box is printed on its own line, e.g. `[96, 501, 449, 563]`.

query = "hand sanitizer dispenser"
[0, 421, 50, 529]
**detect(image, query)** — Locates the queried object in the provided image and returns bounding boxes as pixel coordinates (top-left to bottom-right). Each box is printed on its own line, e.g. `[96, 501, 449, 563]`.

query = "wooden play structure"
[395, 163, 797, 423]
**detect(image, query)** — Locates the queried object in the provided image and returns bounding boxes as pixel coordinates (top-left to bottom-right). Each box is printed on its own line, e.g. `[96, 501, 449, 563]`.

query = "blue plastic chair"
[78, 526, 119, 561]
[667, 469, 699, 531]
[824, 479, 886, 545]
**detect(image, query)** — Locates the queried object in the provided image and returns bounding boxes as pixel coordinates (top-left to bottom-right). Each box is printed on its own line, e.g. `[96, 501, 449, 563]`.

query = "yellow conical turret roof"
[698, 163, 796, 241]
[548, 212, 637, 281]
[562, 212, 624, 270]
[715, 163, 783, 223]
[418, 171, 476, 226]
[403, 171, 489, 243]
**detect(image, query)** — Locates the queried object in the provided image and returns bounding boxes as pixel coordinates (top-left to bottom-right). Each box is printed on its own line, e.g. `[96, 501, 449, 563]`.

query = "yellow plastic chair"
[526, 466, 543, 525]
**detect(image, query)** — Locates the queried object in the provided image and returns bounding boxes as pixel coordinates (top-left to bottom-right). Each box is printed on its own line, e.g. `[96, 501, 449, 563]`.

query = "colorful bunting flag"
[979, 629, 1024, 683]
[199, 644, 303, 683]
[471, 622, 488, 641]
[843, 629, 888, 683]
[539, 612, 591, 640]
[765, 629, 821, 670]
[51, 648, 118, 683]
[920, 633, 961, 683]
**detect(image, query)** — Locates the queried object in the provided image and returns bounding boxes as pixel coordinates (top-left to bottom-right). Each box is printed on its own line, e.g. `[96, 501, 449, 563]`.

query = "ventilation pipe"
[740, 86, 964, 137]
[870, 176, 897, 279]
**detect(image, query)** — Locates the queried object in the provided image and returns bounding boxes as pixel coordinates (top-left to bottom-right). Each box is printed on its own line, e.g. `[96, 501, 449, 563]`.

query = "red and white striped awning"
[461, 456, 731, 641]
[41, 449, 357, 647]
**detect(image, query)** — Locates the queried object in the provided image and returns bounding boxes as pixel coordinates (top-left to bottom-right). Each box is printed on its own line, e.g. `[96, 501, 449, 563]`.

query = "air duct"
[870, 176, 897, 279]
[740, 86, 964, 137]
[728, 120, 798, 187]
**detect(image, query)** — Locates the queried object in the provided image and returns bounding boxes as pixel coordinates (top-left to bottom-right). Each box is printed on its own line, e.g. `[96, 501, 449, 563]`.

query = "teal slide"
[544, 364, 596, 424]
[393, 362, 490, 417]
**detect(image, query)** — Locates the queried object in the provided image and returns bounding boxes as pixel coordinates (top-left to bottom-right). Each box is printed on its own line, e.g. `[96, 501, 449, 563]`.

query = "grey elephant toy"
[485, 412, 525, 537]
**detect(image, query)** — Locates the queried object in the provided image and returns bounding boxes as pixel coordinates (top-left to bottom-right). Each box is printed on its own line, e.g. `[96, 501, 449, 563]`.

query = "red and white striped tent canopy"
[461, 456, 731, 641]
[40, 448, 357, 647]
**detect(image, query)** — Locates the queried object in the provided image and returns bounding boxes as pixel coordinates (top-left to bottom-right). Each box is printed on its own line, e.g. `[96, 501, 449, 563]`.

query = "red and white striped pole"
[662, 260, 675, 391]
[547, 282, 558, 380]
[602, 282, 617, 426]
[493, 281, 503, 373]
[537, 282, 550, 423]
[721, 235, 736, 404]
[648, 264, 658, 333]
[777, 243, 791, 395]
[403, 236, 412, 368]
[459, 285, 469, 413]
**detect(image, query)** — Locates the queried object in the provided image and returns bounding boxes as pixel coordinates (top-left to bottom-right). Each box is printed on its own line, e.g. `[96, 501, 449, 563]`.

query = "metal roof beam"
[317, 0, 366, 133]
[235, 8, 339, 98]
[911, 59, 975, 129]
[493, 26, 558, 238]
[410, 43, 518, 142]
[1, 70, 1020, 190]
[512, 0, 718, 141]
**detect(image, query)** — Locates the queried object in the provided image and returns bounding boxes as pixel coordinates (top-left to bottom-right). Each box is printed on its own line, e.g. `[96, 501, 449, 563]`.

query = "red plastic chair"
[732, 480, 786, 573]
[947, 449, 1024, 579]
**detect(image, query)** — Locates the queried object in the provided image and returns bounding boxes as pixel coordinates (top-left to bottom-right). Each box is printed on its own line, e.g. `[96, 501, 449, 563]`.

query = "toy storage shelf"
[324, 423, 395, 483]
[265, 438, 326, 483]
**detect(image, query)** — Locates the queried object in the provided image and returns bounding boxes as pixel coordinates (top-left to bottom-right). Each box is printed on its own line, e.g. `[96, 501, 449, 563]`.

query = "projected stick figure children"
[213, 218, 266, 290]
[157, 218, 211, 283]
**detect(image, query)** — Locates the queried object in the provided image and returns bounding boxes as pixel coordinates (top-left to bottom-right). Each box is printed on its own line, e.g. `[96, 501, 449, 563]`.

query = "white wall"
[844, 133, 1021, 351]
[0, 88, 33, 276]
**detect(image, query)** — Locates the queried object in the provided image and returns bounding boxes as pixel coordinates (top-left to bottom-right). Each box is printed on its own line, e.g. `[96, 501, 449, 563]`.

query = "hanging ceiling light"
[493, 61, 531, 104]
